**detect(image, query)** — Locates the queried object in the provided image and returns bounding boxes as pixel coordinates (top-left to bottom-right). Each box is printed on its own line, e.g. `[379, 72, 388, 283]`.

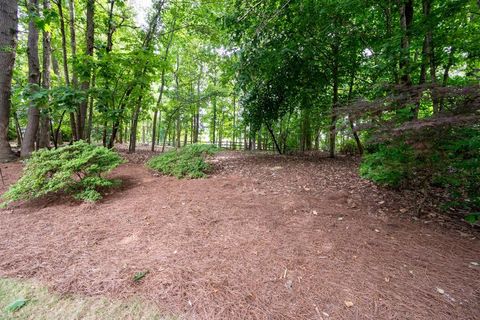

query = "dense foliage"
[3, 141, 123, 203]
[147, 144, 218, 178]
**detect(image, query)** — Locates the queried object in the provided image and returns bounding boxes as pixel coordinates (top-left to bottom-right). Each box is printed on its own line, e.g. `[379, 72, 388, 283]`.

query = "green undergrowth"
[147, 144, 219, 178]
[2, 141, 124, 204]
[0, 278, 177, 320]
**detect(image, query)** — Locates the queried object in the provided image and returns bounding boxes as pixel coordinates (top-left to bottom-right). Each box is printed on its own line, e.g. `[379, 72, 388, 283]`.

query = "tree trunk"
[329, 40, 340, 158]
[398, 0, 414, 86]
[0, 0, 18, 160]
[232, 94, 236, 149]
[194, 64, 202, 143]
[21, 0, 41, 158]
[38, 0, 52, 149]
[86, 74, 95, 142]
[68, 0, 80, 140]
[128, 94, 142, 153]
[212, 75, 217, 144]
[79, 0, 94, 140]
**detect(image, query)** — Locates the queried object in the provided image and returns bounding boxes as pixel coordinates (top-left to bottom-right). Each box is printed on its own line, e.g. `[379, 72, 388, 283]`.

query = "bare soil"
[0, 151, 478, 319]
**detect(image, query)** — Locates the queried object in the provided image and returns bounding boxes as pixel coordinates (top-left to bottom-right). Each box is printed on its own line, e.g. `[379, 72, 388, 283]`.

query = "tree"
[0, 0, 18, 161]
[21, 0, 41, 158]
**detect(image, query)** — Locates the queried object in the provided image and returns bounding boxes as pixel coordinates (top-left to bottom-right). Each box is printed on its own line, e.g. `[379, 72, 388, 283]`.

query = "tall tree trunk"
[38, 0, 52, 149]
[211, 74, 217, 144]
[398, 0, 414, 86]
[329, 40, 340, 158]
[128, 95, 142, 153]
[21, 0, 41, 158]
[0, 0, 18, 160]
[86, 74, 95, 142]
[194, 64, 202, 143]
[68, 0, 80, 140]
[346, 63, 363, 154]
[232, 94, 236, 149]
[79, 0, 94, 140]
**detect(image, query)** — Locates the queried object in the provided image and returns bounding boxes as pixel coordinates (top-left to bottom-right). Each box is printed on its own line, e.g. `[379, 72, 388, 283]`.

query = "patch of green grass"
[147, 144, 219, 179]
[0, 278, 178, 320]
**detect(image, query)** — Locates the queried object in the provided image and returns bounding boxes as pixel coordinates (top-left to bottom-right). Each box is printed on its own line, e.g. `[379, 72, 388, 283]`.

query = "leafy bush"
[360, 142, 415, 188]
[3, 141, 123, 203]
[147, 144, 218, 178]
[360, 127, 480, 212]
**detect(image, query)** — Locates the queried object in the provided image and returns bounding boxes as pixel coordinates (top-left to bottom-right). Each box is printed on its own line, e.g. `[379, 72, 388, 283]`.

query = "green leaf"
[464, 213, 479, 224]
[5, 298, 28, 313]
[133, 271, 149, 282]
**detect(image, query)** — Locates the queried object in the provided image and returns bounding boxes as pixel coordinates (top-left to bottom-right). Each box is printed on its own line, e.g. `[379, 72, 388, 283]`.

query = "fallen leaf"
[344, 301, 354, 307]
[436, 287, 445, 294]
[133, 270, 149, 282]
[5, 299, 28, 313]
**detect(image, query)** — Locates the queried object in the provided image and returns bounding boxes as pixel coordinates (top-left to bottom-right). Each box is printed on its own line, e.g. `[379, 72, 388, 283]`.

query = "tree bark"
[398, 0, 414, 86]
[79, 0, 94, 140]
[38, 0, 52, 149]
[21, 0, 41, 158]
[329, 40, 340, 158]
[0, 0, 18, 160]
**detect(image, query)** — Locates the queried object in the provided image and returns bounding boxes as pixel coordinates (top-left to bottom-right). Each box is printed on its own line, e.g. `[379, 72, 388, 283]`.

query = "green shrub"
[147, 144, 218, 178]
[360, 127, 480, 212]
[2, 141, 124, 203]
[360, 142, 415, 188]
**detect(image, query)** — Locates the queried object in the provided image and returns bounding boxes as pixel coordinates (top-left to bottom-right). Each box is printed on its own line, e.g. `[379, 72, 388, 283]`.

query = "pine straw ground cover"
[0, 151, 478, 320]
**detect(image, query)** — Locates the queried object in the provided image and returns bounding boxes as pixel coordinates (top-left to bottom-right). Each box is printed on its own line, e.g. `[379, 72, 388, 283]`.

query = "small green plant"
[132, 271, 149, 283]
[147, 144, 218, 179]
[2, 141, 124, 204]
[360, 142, 415, 188]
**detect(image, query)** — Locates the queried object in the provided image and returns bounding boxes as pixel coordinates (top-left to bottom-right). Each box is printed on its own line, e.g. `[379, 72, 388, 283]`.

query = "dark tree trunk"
[0, 0, 18, 160]
[329, 40, 340, 158]
[79, 0, 94, 140]
[398, 0, 414, 86]
[21, 0, 41, 158]
[38, 0, 52, 149]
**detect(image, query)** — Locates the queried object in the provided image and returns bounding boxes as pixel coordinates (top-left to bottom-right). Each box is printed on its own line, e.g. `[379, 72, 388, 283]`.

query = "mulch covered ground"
[0, 150, 478, 319]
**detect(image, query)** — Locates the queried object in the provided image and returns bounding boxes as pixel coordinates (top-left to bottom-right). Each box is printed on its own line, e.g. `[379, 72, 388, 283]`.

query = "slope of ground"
[0, 151, 478, 319]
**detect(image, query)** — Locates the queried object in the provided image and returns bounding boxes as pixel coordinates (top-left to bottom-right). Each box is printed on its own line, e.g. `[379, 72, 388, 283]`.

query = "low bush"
[360, 127, 480, 214]
[147, 144, 218, 178]
[3, 141, 124, 203]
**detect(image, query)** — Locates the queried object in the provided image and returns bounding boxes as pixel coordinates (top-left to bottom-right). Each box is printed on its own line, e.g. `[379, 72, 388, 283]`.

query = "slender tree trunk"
[212, 75, 217, 144]
[194, 64, 202, 143]
[0, 0, 18, 160]
[232, 94, 236, 149]
[21, 0, 41, 157]
[86, 74, 95, 142]
[68, 0, 80, 140]
[128, 95, 142, 153]
[329, 41, 340, 158]
[38, 0, 52, 149]
[398, 0, 414, 86]
[79, 0, 94, 140]
[346, 65, 363, 154]
[266, 123, 282, 154]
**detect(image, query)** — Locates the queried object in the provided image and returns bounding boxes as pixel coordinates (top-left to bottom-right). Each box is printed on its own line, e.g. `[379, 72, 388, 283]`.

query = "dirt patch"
[0, 152, 478, 319]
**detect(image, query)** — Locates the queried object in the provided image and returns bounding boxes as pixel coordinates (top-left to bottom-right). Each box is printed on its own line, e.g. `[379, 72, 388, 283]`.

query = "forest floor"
[0, 148, 479, 320]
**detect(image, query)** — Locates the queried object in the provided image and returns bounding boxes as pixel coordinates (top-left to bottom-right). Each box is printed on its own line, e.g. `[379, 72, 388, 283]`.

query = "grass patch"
[147, 144, 219, 179]
[0, 278, 177, 320]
